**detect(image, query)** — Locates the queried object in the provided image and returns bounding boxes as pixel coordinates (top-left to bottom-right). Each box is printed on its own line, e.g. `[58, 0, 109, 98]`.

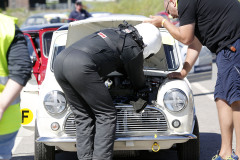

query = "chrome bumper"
[37, 134, 197, 143]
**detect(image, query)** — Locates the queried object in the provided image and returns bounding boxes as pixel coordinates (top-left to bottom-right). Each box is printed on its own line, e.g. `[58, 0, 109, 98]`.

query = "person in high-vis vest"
[0, 13, 32, 160]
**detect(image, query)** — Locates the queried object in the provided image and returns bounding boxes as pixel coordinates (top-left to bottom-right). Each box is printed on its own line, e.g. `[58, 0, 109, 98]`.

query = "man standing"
[0, 13, 32, 159]
[54, 22, 161, 160]
[68, 0, 92, 22]
[145, 0, 240, 159]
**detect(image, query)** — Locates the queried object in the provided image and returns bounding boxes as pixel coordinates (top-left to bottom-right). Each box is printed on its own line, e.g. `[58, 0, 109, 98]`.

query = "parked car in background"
[20, 23, 64, 129]
[90, 12, 112, 18]
[21, 13, 68, 28]
[21, 23, 65, 85]
[34, 15, 201, 160]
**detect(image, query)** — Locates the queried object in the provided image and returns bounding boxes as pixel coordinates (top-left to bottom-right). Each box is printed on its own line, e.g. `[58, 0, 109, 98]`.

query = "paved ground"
[11, 63, 233, 160]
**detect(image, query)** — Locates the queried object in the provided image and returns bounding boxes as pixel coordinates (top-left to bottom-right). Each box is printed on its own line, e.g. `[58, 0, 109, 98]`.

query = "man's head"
[134, 23, 162, 59]
[75, 0, 82, 11]
[164, 0, 179, 18]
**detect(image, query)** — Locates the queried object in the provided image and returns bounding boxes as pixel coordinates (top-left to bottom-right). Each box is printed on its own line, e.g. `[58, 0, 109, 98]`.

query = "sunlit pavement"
[11, 63, 235, 160]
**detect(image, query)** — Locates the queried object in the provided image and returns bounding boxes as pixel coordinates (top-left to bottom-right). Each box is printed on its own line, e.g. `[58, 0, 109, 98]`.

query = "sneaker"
[212, 154, 224, 160]
[212, 154, 234, 160]
[232, 150, 239, 160]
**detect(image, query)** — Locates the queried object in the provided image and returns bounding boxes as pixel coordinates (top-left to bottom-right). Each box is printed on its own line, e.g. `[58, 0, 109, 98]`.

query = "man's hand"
[0, 79, 23, 121]
[130, 98, 148, 113]
[167, 70, 188, 80]
[145, 15, 196, 46]
[0, 97, 5, 121]
[143, 15, 166, 28]
[167, 37, 202, 80]
[0, 100, 5, 121]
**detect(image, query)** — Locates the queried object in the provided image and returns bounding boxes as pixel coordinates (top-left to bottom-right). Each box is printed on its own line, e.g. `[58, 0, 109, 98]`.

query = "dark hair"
[75, 0, 82, 5]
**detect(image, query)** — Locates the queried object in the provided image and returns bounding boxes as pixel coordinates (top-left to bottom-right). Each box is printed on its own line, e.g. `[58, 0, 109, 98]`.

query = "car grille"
[64, 106, 168, 136]
[64, 113, 76, 136]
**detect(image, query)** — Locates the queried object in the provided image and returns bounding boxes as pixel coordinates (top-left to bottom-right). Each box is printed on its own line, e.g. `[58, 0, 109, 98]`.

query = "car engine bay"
[105, 76, 165, 106]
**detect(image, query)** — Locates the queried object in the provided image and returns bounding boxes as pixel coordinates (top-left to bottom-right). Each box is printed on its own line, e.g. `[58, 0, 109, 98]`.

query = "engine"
[105, 76, 164, 105]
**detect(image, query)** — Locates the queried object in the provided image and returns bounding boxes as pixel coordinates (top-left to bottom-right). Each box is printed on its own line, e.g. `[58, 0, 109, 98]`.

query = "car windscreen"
[24, 18, 35, 26]
[50, 33, 67, 71]
[43, 32, 54, 57]
[24, 35, 36, 57]
[24, 17, 46, 26]
[143, 43, 179, 71]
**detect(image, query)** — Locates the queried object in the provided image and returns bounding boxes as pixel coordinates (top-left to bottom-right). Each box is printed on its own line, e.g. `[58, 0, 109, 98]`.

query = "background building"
[0, 0, 115, 10]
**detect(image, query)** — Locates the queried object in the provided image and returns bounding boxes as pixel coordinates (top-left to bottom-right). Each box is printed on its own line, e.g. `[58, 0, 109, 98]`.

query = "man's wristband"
[161, 19, 166, 28]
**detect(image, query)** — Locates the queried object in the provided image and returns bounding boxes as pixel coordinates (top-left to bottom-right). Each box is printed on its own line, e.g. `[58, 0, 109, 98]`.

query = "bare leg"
[232, 101, 240, 158]
[216, 98, 233, 158]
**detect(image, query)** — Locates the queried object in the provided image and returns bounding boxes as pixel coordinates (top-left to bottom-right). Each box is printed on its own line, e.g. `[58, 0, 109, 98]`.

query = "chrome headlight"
[43, 91, 67, 114]
[163, 89, 188, 112]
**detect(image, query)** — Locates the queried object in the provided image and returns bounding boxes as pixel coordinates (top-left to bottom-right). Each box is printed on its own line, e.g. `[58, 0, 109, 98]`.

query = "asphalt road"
[11, 62, 232, 160]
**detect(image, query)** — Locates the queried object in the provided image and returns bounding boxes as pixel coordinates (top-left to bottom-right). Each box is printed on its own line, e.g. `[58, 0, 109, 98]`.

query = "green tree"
[88, 0, 164, 17]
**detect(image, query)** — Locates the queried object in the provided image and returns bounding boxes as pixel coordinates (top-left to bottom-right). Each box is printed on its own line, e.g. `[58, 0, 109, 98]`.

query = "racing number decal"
[21, 108, 33, 125]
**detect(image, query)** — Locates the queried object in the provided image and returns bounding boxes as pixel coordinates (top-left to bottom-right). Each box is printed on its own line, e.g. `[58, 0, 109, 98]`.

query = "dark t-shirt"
[68, 9, 92, 22]
[7, 25, 32, 86]
[178, 0, 240, 53]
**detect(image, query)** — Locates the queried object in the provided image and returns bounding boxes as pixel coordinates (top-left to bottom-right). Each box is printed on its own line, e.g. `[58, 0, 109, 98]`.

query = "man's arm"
[0, 79, 23, 120]
[8, 25, 32, 86]
[0, 25, 32, 120]
[144, 16, 195, 45]
[85, 10, 92, 18]
[124, 52, 146, 90]
[144, 16, 201, 79]
[167, 37, 202, 79]
[68, 11, 74, 22]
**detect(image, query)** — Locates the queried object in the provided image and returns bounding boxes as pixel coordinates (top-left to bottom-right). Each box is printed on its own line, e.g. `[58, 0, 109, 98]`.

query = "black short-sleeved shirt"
[68, 9, 92, 22]
[178, 0, 240, 53]
[7, 25, 32, 86]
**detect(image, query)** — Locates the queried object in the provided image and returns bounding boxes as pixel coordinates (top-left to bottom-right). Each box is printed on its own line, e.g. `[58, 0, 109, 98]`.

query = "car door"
[24, 33, 41, 82]
[38, 29, 57, 85]
[21, 33, 40, 128]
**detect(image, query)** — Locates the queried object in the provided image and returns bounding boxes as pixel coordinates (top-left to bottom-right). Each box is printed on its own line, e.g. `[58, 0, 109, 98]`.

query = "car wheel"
[177, 117, 200, 160]
[34, 123, 55, 160]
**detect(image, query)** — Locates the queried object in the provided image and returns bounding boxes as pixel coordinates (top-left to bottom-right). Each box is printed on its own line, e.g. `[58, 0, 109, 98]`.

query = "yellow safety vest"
[0, 13, 21, 135]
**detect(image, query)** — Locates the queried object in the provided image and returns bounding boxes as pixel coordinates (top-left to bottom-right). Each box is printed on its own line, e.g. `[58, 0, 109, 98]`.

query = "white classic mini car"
[33, 15, 200, 160]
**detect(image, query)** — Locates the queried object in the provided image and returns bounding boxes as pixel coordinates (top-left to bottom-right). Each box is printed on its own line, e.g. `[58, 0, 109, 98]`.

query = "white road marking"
[12, 136, 23, 153]
[191, 82, 214, 101]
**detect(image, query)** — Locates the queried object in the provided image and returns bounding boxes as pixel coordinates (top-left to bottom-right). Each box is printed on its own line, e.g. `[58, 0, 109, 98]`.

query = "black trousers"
[54, 47, 117, 160]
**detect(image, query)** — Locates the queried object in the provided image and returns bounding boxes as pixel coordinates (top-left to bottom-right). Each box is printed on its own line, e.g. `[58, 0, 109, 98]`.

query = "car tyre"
[177, 117, 200, 160]
[34, 123, 55, 160]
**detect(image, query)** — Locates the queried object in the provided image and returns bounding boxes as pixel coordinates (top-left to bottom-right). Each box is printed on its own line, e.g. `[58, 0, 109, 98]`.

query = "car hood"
[65, 15, 183, 76]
